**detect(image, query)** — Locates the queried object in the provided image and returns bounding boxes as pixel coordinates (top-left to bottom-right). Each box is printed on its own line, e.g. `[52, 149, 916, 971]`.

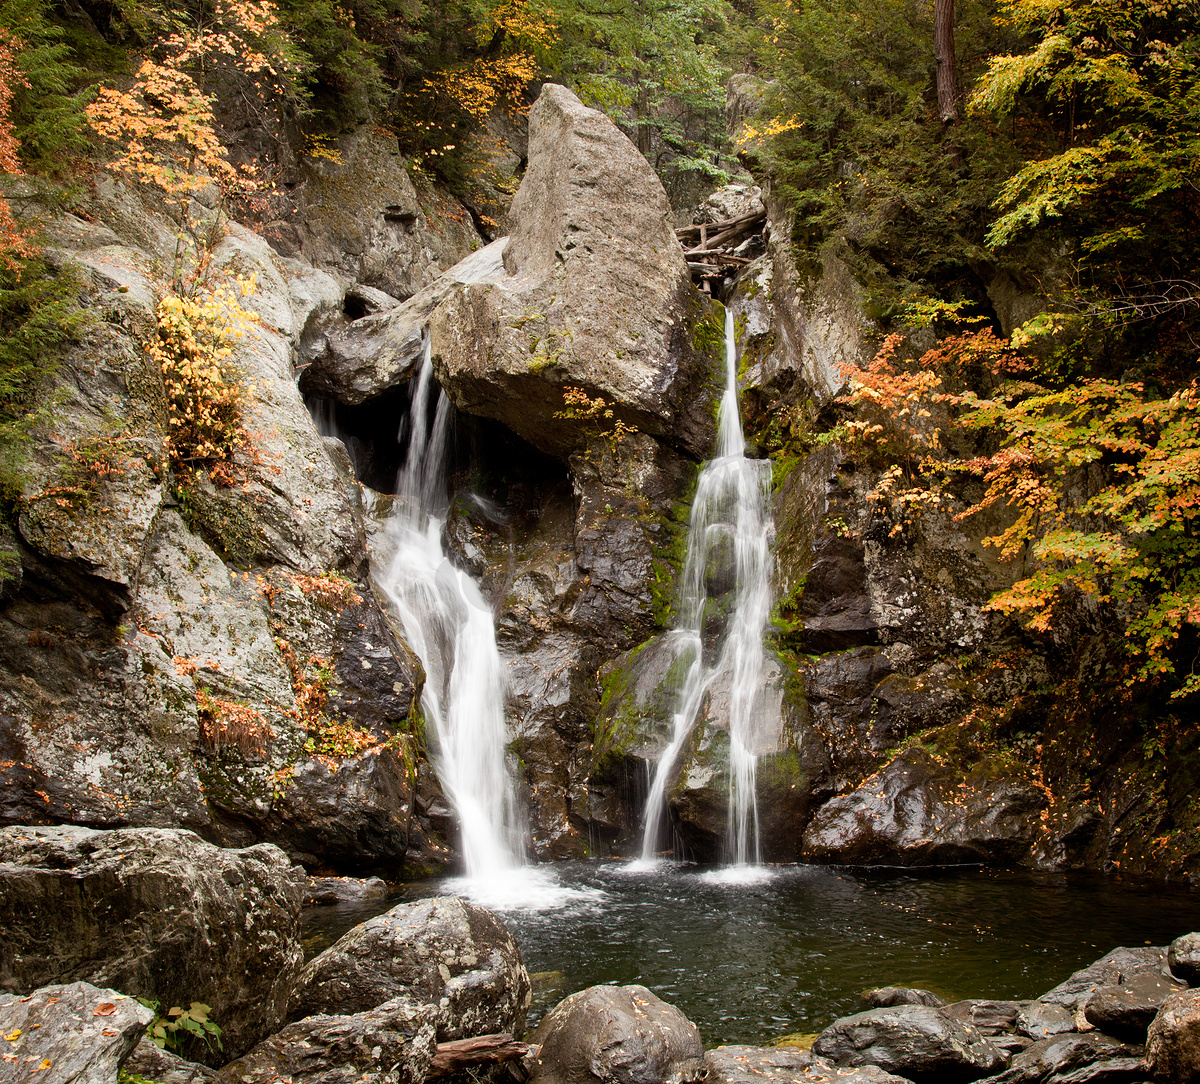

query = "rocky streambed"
[5, 824, 1200, 1084]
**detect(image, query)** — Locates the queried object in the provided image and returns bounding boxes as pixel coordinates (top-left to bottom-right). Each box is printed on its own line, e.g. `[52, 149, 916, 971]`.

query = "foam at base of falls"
[444, 867, 608, 912]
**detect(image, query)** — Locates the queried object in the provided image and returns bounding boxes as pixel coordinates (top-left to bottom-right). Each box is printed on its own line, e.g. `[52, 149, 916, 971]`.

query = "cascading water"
[639, 308, 775, 868]
[377, 342, 523, 878]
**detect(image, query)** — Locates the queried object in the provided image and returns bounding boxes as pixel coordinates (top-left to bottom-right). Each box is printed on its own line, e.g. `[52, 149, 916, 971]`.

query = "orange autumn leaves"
[834, 328, 1200, 698]
[85, 0, 302, 202]
[0, 32, 32, 270]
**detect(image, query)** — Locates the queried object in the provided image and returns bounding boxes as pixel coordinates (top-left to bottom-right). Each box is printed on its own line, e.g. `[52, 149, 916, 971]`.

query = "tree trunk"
[934, 0, 958, 124]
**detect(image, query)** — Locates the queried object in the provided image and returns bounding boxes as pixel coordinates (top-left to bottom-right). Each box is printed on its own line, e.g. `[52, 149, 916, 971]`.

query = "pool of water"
[301, 860, 1200, 1046]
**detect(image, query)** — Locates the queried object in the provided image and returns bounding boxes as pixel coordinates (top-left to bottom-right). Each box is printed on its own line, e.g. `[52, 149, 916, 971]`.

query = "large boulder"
[429, 83, 718, 462]
[801, 747, 1048, 866]
[812, 1004, 1006, 1082]
[1085, 973, 1186, 1041]
[1170, 935, 1200, 987]
[289, 896, 530, 1041]
[528, 985, 704, 1084]
[214, 998, 438, 1084]
[1147, 988, 1200, 1084]
[0, 982, 153, 1084]
[0, 825, 303, 1062]
[1040, 947, 1171, 1013]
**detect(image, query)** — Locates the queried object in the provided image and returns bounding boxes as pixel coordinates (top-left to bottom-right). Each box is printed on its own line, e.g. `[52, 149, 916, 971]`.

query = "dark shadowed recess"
[306, 374, 568, 516]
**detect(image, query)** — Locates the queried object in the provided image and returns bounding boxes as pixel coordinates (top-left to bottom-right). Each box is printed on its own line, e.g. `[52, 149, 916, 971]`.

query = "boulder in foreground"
[1148, 987, 1200, 1084]
[214, 998, 438, 1084]
[0, 981, 153, 1084]
[529, 984, 704, 1084]
[0, 825, 304, 1062]
[289, 896, 530, 1040]
[813, 1004, 1006, 1082]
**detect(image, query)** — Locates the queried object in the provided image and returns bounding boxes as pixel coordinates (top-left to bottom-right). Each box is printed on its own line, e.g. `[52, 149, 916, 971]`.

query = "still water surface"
[302, 861, 1200, 1046]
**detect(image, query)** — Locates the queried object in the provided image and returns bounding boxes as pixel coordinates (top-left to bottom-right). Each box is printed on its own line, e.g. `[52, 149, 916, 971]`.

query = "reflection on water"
[302, 861, 1199, 1046]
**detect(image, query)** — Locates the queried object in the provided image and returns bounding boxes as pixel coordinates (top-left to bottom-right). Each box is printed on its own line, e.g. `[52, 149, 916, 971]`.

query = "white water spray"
[639, 308, 775, 867]
[378, 343, 523, 878]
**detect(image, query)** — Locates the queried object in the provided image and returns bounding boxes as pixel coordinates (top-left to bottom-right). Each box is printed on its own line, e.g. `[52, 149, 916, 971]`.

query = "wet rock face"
[800, 748, 1050, 866]
[430, 84, 718, 462]
[529, 985, 704, 1084]
[0, 981, 154, 1084]
[592, 632, 832, 860]
[289, 896, 530, 1041]
[214, 998, 439, 1084]
[0, 826, 303, 1063]
[812, 1004, 1006, 1083]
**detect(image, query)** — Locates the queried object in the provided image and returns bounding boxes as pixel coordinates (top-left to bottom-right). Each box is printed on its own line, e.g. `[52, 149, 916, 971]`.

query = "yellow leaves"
[152, 280, 260, 482]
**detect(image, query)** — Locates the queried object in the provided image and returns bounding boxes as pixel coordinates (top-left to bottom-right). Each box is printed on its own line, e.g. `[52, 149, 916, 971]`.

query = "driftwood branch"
[426, 1035, 529, 1079]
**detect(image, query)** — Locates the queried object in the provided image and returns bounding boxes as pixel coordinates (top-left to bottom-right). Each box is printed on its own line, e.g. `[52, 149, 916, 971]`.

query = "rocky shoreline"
[3, 824, 1200, 1084]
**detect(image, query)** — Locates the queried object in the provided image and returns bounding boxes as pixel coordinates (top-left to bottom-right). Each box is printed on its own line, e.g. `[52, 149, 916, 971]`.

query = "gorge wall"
[1, 77, 1193, 883]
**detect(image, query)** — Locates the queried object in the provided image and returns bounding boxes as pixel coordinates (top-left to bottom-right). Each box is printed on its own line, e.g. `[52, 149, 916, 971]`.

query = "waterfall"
[639, 308, 775, 867]
[377, 341, 523, 877]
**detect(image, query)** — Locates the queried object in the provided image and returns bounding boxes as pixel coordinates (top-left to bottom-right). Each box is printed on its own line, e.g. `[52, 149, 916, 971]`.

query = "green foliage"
[531, 0, 732, 173]
[138, 999, 223, 1054]
[0, 257, 87, 502]
[971, 0, 1200, 307]
[1, 0, 93, 168]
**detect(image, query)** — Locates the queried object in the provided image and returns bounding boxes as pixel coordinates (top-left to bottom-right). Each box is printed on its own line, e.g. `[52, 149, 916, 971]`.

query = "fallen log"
[675, 209, 765, 242]
[683, 250, 752, 264]
[426, 1034, 529, 1079]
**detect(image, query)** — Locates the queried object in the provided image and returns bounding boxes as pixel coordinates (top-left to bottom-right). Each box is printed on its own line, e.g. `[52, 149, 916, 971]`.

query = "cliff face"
[2, 75, 1194, 882]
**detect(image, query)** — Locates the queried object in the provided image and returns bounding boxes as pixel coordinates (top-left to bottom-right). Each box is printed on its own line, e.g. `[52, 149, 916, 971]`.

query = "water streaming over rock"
[639, 309, 775, 867]
[377, 342, 524, 878]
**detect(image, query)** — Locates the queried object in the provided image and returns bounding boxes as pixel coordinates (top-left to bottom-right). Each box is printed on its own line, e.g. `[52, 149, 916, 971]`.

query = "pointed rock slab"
[214, 998, 438, 1084]
[980, 1032, 1138, 1084]
[812, 1005, 1006, 1083]
[429, 84, 718, 461]
[0, 982, 153, 1084]
[528, 985, 704, 1084]
[1040, 947, 1171, 1013]
[288, 897, 530, 1041]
